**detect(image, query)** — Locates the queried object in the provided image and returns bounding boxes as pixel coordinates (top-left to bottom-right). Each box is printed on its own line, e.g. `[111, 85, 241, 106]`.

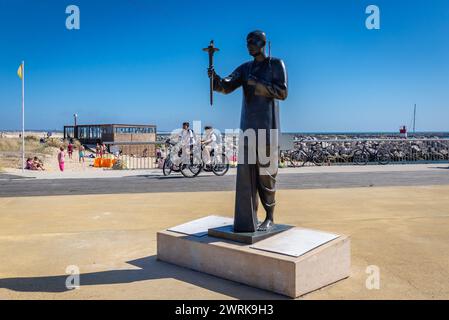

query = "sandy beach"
[0, 132, 99, 173]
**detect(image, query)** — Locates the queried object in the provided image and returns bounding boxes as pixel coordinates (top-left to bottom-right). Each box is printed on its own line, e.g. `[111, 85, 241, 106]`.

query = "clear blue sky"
[0, 0, 448, 132]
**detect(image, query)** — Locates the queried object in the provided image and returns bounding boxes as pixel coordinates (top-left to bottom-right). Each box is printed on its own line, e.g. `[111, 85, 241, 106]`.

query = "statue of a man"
[208, 30, 288, 232]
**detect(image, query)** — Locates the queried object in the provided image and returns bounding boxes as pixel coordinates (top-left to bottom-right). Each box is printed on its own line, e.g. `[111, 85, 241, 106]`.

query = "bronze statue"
[208, 30, 288, 233]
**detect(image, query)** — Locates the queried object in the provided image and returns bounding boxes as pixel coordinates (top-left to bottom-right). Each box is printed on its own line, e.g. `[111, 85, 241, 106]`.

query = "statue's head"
[246, 30, 266, 57]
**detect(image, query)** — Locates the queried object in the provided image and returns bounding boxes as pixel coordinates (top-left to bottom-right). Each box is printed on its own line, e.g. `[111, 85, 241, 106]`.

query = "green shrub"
[24, 135, 39, 142]
[112, 159, 127, 170]
[0, 138, 19, 152]
[46, 137, 65, 148]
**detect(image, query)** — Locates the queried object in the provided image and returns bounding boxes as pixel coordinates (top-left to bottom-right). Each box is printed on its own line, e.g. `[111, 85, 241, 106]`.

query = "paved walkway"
[1, 185, 448, 299]
[1, 165, 449, 197]
[3, 163, 449, 180]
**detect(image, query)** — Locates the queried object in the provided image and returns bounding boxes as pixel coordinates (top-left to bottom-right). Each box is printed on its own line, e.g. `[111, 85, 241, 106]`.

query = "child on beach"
[25, 158, 35, 170]
[33, 156, 45, 170]
[58, 146, 65, 172]
[79, 145, 85, 164]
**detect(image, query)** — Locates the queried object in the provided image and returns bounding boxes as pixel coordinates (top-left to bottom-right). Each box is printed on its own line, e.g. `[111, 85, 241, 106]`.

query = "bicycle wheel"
[376, 150, 391, 165]
[181, 162, 202, 178]
[212, 153, 230, 176]
[312, 151, 325, 166]
[180, 153, 203, 178]
[162, 157, 172, 176]
[290, 150, 305, 167]
[352, 149, 368, 165]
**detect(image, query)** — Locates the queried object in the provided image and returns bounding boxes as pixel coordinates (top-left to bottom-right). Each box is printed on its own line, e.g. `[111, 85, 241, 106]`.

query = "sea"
[3, 130, 449, 139]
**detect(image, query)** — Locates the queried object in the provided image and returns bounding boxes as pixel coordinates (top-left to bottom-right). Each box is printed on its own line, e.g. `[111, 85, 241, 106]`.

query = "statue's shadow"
[0, 255, 286, 299]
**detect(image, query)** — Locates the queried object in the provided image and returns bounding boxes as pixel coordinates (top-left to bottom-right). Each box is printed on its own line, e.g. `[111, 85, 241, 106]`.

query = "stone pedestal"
[157, 216, 351, 298]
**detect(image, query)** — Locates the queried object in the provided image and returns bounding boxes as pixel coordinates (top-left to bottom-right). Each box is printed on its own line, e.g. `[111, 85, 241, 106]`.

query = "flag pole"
[21, 61, 25, 172]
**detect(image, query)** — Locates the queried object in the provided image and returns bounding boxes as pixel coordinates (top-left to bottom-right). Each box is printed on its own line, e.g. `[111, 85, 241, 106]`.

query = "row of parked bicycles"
[280, 139, 449, 167]
[281, 141, 389, 167]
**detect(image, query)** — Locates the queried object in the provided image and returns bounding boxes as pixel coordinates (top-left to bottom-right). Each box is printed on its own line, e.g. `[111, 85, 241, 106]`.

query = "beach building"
[63, 123, 157, 156]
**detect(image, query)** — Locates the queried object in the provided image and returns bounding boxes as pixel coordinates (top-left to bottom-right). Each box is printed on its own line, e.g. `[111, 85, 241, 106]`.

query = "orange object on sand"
[102, 159, 112, 167]
[94, 157, 116, 168]
[94, 158, 101, 167]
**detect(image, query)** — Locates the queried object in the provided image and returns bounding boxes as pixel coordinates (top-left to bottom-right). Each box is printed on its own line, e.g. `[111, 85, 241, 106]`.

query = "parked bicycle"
[352, 141, 391, 165]
[289, 140, 324, 167]
[279, 149, 301, 167]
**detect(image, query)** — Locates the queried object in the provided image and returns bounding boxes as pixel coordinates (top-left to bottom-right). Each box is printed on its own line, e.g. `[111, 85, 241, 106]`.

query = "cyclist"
[178, 122, 197, 164]
[201, 125, 218, 168]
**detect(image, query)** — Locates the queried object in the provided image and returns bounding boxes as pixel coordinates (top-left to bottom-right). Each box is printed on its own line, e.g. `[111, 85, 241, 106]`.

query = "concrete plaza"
[0, 171, 448, 299]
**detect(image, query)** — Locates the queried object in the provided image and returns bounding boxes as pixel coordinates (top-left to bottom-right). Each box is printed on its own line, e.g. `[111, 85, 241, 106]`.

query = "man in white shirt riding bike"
[178, 122, 197, 164]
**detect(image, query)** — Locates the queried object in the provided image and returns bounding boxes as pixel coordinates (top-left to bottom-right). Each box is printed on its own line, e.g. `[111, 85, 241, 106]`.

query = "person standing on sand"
[96, 143, 101, 158]
[79, 145, 85, 164]
[58, 146, 65, 172]
[101, 143, 107, 157]
[67, 142, 73, 159]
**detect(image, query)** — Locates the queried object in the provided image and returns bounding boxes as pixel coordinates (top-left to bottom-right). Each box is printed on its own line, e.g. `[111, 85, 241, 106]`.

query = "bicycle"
[180, 144, 230, 177]
[201, 146, 230, 176]
[352, 141, 391, 165]
[179, 144, 203, 178]
[279, 149, 301, 167]
[289, 140, 324, 167]
[162, 140, 182, 176]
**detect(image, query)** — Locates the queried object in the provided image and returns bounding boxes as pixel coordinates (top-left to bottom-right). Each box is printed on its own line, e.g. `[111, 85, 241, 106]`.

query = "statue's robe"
[213, 57, 288, 232]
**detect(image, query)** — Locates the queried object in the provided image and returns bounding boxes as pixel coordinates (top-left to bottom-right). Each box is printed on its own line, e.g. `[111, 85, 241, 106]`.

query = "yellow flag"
[17, 64, 23, 79]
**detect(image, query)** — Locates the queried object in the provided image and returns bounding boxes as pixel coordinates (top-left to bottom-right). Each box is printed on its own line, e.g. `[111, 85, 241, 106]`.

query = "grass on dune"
[0, 136, 63, 169]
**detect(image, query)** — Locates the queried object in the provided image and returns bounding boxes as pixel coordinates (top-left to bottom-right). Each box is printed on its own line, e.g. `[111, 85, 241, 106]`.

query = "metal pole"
[413, 104, 416, 133]
[21, 61, 25, 173]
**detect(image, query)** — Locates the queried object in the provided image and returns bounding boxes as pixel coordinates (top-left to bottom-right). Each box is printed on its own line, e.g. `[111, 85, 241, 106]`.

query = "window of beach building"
[88, 126, 101, 139]
[65, 127, 74, 138]
[78, 126, 87, 139]
[101, 126, 112, 135]
[114, 126, 154, 134]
